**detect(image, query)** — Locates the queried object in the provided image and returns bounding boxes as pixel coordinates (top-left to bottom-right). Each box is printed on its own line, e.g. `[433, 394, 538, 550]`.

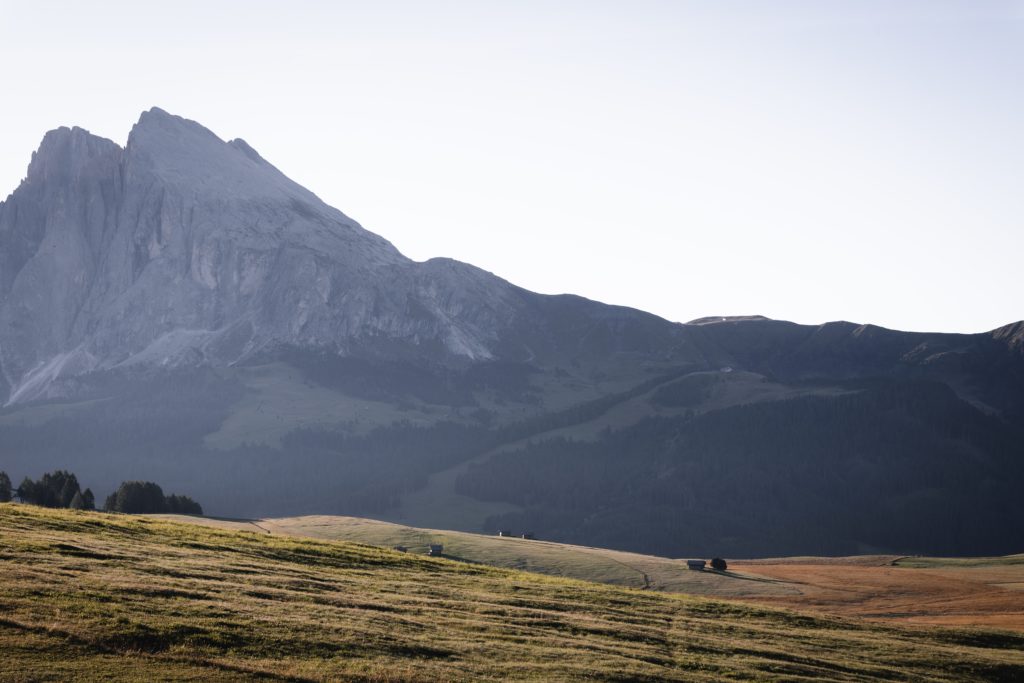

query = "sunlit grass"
[2, 503, 1023, 681]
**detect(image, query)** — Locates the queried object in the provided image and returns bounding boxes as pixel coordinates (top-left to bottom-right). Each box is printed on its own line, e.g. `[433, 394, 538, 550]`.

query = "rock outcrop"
[0, 108, 690, 404]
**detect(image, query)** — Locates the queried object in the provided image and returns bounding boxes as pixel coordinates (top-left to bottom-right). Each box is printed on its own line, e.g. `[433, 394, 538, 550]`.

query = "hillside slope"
[155, 512, 800, 597]
[3, 504, 1024, 682]
[158, 513, 1024, 633]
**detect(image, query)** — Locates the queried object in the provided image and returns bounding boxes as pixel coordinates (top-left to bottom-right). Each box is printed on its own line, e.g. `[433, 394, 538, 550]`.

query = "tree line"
[0, 470, 201, 515]
[0, 469, 96, 510]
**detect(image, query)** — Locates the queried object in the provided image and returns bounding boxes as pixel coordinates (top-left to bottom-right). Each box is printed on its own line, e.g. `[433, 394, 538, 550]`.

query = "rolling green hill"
[3, 504, 1023, 682]
[155, 513, 1024, 634]
[155, 513, 799, 598]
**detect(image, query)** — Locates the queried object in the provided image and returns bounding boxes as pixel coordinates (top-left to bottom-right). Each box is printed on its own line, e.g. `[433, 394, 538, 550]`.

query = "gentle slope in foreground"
[157, 513, 1024, 632]
[2, 505, 1024, 681]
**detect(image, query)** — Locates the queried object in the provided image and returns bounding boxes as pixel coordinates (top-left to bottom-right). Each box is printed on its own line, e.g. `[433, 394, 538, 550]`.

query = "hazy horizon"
[2, 1, 1021, 333]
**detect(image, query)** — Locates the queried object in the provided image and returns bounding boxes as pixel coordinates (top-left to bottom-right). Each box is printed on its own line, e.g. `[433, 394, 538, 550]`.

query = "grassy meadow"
[163, 513, 798, 598]
[2, 504, 1024, 681]
[160, 513, 1024, 632]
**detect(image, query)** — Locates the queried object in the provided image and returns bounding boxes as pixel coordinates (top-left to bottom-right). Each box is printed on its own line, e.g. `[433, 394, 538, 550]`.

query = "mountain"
[1, 109, 1022, 558]
[0, 108, 695, 406]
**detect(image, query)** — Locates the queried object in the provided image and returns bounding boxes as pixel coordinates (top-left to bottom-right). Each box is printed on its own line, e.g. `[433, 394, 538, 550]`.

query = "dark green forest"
[1, 367, 1022, 557]
[0, 367, 688, 518]
[457, 379, 1024, 557]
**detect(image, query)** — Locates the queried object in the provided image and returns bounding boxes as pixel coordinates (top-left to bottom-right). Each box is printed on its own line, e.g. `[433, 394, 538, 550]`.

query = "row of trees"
[0, 470, 96, 509]
[0, 470, 201, 515]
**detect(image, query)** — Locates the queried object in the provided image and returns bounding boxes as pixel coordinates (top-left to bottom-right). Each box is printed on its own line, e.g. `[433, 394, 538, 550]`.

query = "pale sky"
[1, 1, 1021, 333]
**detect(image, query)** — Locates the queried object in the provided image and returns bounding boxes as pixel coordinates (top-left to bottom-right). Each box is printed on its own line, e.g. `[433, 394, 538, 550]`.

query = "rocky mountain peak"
[228, 138, 269, 165]
[25, 126, 120, 187]
[7, 108, 1013, 410]
[127, 106, 228, 152]
[0, 109, 553, 403]
[125, 108, 283, 196]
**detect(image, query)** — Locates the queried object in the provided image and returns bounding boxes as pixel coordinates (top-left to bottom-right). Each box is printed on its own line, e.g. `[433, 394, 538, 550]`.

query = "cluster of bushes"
[104, 481, 202, 515]
[0, 470, 201, 516]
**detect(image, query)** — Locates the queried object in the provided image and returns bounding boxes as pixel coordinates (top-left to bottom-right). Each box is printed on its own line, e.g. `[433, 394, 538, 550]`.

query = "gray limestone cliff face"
[0, 108, 685, 404]
[1, 108, 1020, 418]
[0, 126, 123, 400]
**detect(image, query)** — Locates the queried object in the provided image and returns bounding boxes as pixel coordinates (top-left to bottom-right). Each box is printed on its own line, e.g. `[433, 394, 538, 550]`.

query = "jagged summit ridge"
[0, 109, 481, 403]
[0, 108, 688, 404]
[2, 108, 1019, 408]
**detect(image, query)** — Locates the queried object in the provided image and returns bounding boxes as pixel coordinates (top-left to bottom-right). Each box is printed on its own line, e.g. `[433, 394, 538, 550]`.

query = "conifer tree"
[0, 472, 11, 503]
